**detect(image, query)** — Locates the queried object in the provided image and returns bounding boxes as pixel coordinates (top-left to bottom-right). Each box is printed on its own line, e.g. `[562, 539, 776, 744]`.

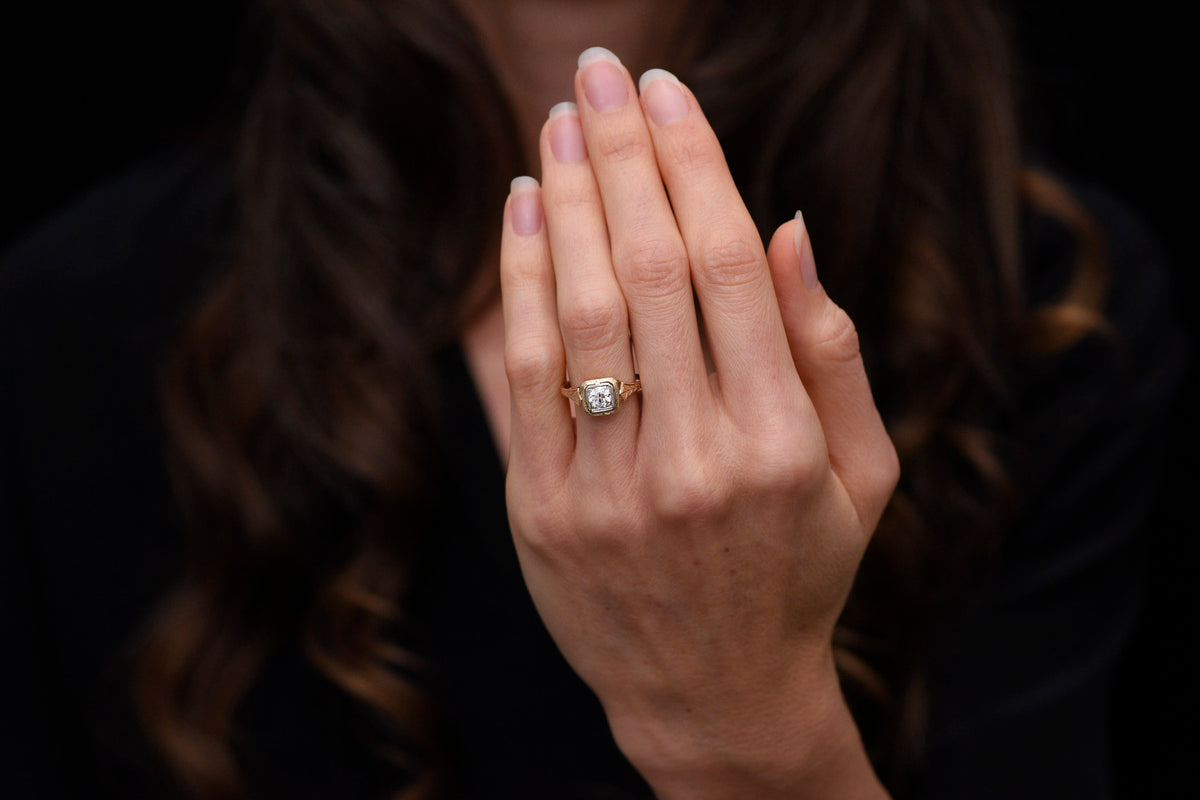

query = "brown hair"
[134, 0, 1107, 796]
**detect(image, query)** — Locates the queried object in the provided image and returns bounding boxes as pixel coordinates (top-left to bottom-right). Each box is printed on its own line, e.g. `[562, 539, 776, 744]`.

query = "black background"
[3, 1, 1195, 792]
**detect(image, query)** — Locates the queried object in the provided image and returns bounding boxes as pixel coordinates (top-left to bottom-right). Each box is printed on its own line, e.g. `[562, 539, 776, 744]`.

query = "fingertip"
[578, 46, 621, 70]
[766, 213, 821, 296]
[509, 176, 544, 237]
[546, 102, 588, 164]
[765, 213, 832, 366]
[639, 69, 690, 126]
[765, 217, 800, 284]
[637, 68, 681, 94]
[511, 175, 540, 193]
[793, 211, 819, 291]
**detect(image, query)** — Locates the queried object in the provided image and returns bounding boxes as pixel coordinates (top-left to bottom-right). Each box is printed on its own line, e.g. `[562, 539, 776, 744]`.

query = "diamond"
[582, 379, 618, 415]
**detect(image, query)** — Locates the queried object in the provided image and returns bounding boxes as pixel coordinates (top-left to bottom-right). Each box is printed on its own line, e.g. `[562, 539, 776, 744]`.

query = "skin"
[458, 2, 899, 795]
[496, 51, 899, 798]
[460, 0, 690, 456]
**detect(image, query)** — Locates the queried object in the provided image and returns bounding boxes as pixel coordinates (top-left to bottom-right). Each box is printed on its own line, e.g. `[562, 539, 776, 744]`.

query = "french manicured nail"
[548, 102, 587, 163]
[794, 210, 820, 290]
[578, 47, 627, 112]
[639, 69, 689, 126]
[511, 177, 542, 236]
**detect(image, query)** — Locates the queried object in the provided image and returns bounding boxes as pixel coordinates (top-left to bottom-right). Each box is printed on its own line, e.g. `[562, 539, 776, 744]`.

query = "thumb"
[765, 212, 899, 530]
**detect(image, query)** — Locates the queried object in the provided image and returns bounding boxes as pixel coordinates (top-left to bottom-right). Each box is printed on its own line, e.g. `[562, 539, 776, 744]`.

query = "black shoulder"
[1011, 179, 1189, 498]
[0, 145, 233, 343]
[922, 183, 1190, 798]
[0, 148, 234, 798]
[1023, 177, 1177, 340]
[1078, 181, 1181, 360]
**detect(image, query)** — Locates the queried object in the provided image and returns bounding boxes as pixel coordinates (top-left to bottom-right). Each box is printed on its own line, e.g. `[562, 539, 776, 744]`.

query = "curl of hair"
[135, 1, 1109, 797]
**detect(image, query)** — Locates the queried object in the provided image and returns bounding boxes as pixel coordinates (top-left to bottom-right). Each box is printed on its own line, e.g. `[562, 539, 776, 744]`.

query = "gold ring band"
[561, 375, 642, 416]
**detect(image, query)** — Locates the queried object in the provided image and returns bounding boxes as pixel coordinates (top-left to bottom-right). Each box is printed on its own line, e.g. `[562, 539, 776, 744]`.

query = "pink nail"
[511, 177, 542, 236]
[578, 47, 627, 112]
[639, 70, 689, 126]
[549, 102, 587, 163]
[794, 210, 820, 291]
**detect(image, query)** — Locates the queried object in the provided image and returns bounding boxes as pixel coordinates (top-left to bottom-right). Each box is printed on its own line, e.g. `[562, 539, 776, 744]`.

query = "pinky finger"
[501, 176, 574, 477]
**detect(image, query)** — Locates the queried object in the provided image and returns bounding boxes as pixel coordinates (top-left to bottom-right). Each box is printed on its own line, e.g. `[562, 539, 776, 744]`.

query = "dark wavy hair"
[133, 0, 1107, 797]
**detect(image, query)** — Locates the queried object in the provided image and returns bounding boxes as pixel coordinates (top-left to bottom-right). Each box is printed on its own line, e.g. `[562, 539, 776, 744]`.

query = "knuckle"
[547, 181, 595, 213]
[577, 503, 629, 548]
[511, 487, 575, 544]
[501, 474, 566, 551]
[619, 238, 689, 297]
[502, 255, 544, 289]
[874, 437, 902, 498]
[695, 233, 763, 287]
[651, 456, 727, 523]
[519, 512, 574, 557]
[752, 442, 828, 496]
[527, 500, 623, 557]
[520, 521, 570, 556]
[559, 284, 633, 352]
[559, 288, 627, 350]
[504, 337, 562, 391]
[815, 305, 863, 366]
[665, 132, 721, 173]
[509, 253, 546, 282]
[732, 414, 830, 493]
[597, 127, 649, 164]
[854, 435, 900, 531]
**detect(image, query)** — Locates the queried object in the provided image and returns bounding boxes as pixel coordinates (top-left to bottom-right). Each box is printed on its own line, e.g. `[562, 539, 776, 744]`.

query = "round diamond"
[582, 380, 618, 415]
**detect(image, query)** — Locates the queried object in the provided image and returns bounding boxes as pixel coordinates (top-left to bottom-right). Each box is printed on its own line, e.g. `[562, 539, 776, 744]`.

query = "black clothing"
[0, 147, 1187, 799]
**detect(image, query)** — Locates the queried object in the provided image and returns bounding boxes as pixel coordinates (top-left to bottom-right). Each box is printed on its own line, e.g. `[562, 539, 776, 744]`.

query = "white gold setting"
[561, 375, 642, 417]
[582, 378, 618, 415]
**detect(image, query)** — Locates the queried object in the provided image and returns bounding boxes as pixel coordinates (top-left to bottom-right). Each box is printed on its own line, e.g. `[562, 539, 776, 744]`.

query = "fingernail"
[511, 177, 542, 236]
[639, 69, 689, 126]
[548, 102, 587, 163]
[578, 47, 627, 112]
[794, 210, 820, 291]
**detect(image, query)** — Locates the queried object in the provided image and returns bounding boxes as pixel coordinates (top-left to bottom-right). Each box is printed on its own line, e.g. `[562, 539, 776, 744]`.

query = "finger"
[765, 214, 899, 530]
[637, 69, 797, 410]
[500, 177, 574, 478]
[573, 48, 709, 431]
[540, 102, 639, 456]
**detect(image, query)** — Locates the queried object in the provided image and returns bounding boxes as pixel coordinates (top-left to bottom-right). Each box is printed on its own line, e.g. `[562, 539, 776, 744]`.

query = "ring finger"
[541, 101, 640, 461]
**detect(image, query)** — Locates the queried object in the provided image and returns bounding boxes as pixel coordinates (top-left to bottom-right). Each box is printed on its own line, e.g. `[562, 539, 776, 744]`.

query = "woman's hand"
[499, 48, 898, 799]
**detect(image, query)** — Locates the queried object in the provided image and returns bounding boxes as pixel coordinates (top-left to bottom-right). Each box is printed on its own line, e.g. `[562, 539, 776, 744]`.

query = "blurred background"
[2, 0, 1193, 791]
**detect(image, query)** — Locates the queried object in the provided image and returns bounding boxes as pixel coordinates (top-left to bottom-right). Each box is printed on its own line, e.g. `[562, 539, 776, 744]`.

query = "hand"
[499, 48, 897, 799]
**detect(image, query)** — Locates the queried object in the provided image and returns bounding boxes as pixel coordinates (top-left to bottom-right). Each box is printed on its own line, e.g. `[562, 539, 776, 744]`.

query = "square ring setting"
[580, 378, 619, 416]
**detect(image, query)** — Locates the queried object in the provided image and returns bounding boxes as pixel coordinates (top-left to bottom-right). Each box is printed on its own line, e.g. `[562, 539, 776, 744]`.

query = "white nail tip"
[548, 101, 578, 119]
[638, 68, 680, 94]
[511, 176, 539, 193]
[793, 210, 805, 257]
[578, 46, 621, 69]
